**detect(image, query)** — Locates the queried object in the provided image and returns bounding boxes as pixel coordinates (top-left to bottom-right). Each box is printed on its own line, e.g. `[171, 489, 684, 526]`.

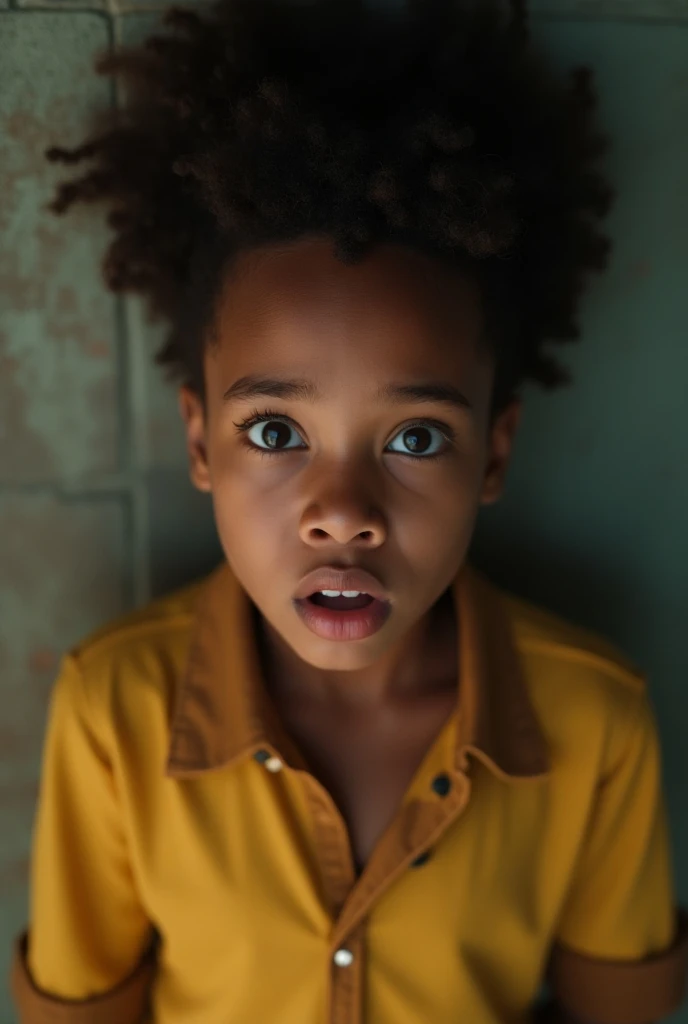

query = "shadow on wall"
[469, 515, 638, 645]
[148, 468, 223, 600]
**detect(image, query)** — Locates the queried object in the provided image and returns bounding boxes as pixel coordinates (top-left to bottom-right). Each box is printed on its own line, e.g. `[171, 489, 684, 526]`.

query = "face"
[179, 235, 520, 679]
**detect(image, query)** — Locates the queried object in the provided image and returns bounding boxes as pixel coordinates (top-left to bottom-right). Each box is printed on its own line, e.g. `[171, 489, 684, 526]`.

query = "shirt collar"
[165, 560, 550, 780]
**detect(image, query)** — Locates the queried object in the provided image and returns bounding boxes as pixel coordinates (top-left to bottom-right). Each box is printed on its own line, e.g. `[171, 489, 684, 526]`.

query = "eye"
[233, 409, 305, 454]
[246, 419, 304, 452]
[387, 422, 449, 460]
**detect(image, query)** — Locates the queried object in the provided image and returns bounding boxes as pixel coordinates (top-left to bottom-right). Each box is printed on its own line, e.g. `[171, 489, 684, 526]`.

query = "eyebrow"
[222, 375, 472, 411]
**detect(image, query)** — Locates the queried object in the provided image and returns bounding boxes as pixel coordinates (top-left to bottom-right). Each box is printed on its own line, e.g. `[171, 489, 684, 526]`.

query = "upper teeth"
[319, 590, 362, 597]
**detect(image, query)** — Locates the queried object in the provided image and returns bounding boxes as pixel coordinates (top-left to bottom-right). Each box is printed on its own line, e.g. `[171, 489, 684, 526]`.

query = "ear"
[178, 385, 212, 493]
[480, 397, 522, 505]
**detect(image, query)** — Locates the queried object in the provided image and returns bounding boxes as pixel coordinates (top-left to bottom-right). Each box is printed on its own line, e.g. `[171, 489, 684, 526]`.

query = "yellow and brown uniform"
[11, 562, 688, 1023]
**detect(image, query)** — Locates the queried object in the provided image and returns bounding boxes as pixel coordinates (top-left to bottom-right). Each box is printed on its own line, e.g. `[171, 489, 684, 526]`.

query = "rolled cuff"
[549, 907, 688, 1024]
[10, 931, 157, 1024]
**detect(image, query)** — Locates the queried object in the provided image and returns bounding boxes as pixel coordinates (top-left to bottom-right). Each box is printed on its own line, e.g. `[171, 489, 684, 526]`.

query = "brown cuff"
[548, 907, 688, 1024]
[10, 930, 158, 1024]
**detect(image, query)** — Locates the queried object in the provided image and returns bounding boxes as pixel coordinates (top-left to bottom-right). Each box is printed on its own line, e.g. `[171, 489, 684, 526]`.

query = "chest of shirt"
[120, 741, 583, 970]
[102, 663, 611, 1024]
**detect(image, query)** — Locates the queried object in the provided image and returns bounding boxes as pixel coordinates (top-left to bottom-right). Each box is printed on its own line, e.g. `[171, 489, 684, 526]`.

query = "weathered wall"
[1, 1, 686, 1020]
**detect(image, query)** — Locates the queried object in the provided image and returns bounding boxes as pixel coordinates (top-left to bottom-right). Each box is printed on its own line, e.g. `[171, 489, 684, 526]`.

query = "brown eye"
[402, 426, 432, 454]
[248, 418, 303, 451]
[387, 423, 447, 458]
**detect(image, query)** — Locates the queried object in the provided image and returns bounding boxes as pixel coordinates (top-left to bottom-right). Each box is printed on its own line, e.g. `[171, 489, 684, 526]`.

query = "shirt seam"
[63, 651, 113, 767]
[599, 682, 650, 785]
[71, 615, 196, 668]
[65, 652, 154, 929]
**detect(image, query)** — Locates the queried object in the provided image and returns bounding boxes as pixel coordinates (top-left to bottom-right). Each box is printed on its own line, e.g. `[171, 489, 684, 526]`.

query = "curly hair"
[45, 0, 614, 411]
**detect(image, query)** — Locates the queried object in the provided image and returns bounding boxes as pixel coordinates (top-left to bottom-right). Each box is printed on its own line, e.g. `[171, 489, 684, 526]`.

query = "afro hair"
[45, 0, 615, 411]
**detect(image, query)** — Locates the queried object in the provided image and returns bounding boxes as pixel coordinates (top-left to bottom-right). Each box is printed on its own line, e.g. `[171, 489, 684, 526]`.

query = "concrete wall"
[1, 1, 686, 1020]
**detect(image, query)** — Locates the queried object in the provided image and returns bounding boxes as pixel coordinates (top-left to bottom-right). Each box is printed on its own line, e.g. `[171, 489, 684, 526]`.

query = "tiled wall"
[1, 2, 687, 1021]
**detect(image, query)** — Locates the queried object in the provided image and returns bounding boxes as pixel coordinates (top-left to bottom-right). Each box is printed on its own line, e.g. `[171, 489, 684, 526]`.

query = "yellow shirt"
[10, 561, 688, 1024]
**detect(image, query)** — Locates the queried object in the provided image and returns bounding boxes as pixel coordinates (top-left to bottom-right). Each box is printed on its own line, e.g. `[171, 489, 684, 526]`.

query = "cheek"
[392, 434, 488, 519]
[397, 469, 482, 561]
[395, 444, 488, 550]
[208, 459, 310, 596]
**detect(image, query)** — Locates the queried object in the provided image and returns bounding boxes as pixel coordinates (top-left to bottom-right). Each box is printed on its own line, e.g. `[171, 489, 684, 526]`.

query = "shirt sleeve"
[547, 683, 688, 1024]
[9, 652, 158, 1024]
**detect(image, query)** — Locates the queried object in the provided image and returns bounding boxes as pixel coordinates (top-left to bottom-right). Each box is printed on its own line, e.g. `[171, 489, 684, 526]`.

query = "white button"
[333, 948, 354, 967]
[264, 756, 284, 773]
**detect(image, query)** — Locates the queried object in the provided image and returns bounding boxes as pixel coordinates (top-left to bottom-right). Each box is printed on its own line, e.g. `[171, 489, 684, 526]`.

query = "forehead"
[209, 235, 487, 390]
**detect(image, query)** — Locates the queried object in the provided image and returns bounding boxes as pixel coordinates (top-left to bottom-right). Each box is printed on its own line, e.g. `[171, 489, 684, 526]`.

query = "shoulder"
[504, 589, 644, 692]
[491, 581, 653, 775]
[70, 577, 204, 664]
[60, 574, 210, 749]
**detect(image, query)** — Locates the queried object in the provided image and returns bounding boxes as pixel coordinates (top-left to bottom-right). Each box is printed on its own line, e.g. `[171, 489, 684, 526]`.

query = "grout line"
[13, 1, 109, 9]
[0, 477, 134, 495]
[113, 286, 153, 609]
[10, 0, 211, 11]
[7, 1, 688, 20]
[109, 0, 214, 14]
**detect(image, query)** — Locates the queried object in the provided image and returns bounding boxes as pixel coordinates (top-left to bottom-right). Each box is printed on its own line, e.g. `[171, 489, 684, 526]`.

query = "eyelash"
[231, 407, 455, 462]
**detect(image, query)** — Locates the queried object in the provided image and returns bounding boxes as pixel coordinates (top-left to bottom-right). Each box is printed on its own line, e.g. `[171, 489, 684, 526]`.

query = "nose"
[298, 465, 387, 548]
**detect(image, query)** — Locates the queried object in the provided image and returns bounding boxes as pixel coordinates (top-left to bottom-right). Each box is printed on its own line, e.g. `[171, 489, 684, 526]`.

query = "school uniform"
[10, 560, 688, 1023]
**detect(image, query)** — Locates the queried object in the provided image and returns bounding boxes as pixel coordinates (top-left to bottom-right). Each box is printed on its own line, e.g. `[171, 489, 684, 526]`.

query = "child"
[10, 0, 687, 1021]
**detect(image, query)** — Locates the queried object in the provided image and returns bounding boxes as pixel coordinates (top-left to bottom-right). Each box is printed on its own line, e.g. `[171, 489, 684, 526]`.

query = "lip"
[293, 594, 392, 641]
[293, 564, 389, 602]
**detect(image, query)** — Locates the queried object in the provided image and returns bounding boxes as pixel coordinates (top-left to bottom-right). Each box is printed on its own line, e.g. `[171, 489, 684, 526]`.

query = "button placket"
[330, 924, 365, 1024]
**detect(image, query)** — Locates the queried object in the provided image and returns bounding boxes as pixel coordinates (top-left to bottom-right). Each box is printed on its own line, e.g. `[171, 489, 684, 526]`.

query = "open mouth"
[307, 592, 375, 611]
[294, 591, 391, 641]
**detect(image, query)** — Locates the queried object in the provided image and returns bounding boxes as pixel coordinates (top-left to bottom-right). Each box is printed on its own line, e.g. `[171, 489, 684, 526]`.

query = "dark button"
[431, 773, 452, 797]
[410, 850, 432, 868]
[253, 749, 271, 763]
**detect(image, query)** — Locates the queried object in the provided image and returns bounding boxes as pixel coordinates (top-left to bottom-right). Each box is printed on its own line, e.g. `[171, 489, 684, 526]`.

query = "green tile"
[0, 489, 129, 751]
[117, 13, 200, 470]
[116, 0, 212, 9]
[117, 8, 161, 42]
[16, 0, 107, 9]
[125, 295, 190, 469]
[0, 14, 120, 482]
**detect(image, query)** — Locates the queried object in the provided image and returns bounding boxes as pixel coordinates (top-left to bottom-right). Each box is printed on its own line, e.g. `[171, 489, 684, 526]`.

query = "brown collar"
[165, 561, 550, 780]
